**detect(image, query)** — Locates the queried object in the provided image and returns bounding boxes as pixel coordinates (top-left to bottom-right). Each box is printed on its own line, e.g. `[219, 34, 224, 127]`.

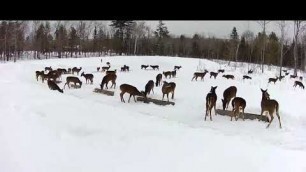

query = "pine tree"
[154, 21, 170, 55]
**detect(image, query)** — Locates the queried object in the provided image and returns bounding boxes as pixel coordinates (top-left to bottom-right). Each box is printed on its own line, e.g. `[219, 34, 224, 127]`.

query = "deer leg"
[128, 94, 132, 103]
[236, 110, 239, 121]
[134, 95, 137, 102]
[205, 109, 208, 121]
[210, 109, 212, 121]
[231, 108, 234, 121]
[276, 111, 282, 129]
[171, 91, 174, 99]
[259, 110, 264, 121]
[120, 92, 125, 103]
[242, 109, 245, 121]
[266, 115, 274, 128]
[167, 93, 169, 102]
[214, 103, 217, 115]
[162, 94, 165, 101]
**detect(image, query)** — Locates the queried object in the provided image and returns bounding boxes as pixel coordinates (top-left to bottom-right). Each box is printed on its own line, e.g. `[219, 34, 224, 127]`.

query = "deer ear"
[261, 88, 264, 92]
[214, 86, 217, 89]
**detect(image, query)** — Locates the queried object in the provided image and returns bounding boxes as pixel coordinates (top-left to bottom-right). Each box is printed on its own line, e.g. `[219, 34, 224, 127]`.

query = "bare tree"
[242, 30, 255, 70]
[257, 20, 271, 73]
[132, 21, 146, 55]
[293, 20, 306, 76]
[275, 21, 289, 76]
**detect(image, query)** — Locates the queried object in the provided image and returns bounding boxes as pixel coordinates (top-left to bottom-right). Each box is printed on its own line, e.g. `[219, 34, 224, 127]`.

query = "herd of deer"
[35, 60, 305, 129]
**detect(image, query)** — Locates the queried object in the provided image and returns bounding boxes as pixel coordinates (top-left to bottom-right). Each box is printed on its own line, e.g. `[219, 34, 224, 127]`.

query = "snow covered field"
[1, 56, 306, 172]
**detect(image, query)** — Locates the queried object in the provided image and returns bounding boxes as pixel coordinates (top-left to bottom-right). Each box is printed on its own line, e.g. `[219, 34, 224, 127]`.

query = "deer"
[150, 65, 159, 70]
[247, 69, 253, 74]
[299, 76, 303, 81]
[47, 79, 63, 93]
[119, 84, 146, 103]
[282, 69, 288, 73]
[41, 70, 61, 83]
[205, 86, 217, 121]
[63, 76, 82, 89]
[218, 69, 225, 73]
[174, 66, 182, 70]
[67, 68, 72, 74]
[97, 67, 100, 72]
[231, 97, 246, 121]
[121, 65, 129, 72]
[268, 77, 278, 84]
[210, 72, 218, 79]
[156, 73, 162, 87]
[72, 67, 82, 75]
[45, 66, 52, 72]
[81, 72, 94, 84]
[163, 71, 172, 79]
[243, 75, 252, 80]
[141, 65, 149, 70]
[191, 70, 208, 81]
[293, 81, 304, 89]
[162, 81, 176, 102]
[35, 70, 44, 81]
[290, 75, 297, 79]
[171, 70, 176, 78]
[260, 89, 282, 129]
[278, 75, 285, 81]
[106, 69, 117, 75]
[145, 80, 155, 96]
[100, 73, 117, 90]
[101, 65, 111, 72]
[222, 86, 237, 110]
[222, 74, 235, 80]
[285, 72, 289, 76]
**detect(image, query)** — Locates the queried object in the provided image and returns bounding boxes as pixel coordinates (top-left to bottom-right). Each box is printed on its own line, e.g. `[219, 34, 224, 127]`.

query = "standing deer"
[63, 76, 82, 89]
[205, 86, 217, 121]
[174, 66, 182, 70]
[210, 72, 218, 79]
[72, 67, 82, 75]
[145, 80, 155, 96]
[243, 75, 252, 80]
[222, 86, 237, 110]
[47, 80, 63, 93]
[260, 89, 282, 129]
[162, 81, 176, 102]
[231, 97, 246, 121]
[268, 77, 278, 84]
[81, 72, 94, 84]
[222, 74, 235, 80]
[156, 73, 162, 87]
[293, 81, 304, 89]
[191, 70, 208, 81]
[35, 70, 44, 81]
[141, 65, 149, 69]
[163, 71, 172, 79]
[119, 84, 146, 103]
[100, 73, 117, 90]
[150, 65, 159, 70]
[218, 69, 225, 73]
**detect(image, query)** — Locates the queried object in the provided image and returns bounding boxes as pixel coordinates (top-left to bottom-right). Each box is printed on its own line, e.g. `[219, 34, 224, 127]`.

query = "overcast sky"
[144, 20, 294, 40]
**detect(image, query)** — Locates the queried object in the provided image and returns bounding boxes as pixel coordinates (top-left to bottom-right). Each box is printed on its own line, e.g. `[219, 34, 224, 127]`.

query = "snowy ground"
[1, 56, 306, 172]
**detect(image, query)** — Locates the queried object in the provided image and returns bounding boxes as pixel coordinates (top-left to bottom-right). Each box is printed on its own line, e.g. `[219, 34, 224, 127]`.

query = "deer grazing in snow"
[63, 76, 82, 89]
[231, 97, 246, 121]
[162, 81, 176, 102]
[156, 73, 162, 87]
[293, 80, 304, 89]
[260, 89, 282, 129]
[35, 70, 44, 81]
[100, 73, 117, 90]
[150, 65, 159, 70]
[268, 77, 278, 84]
[222, 86, 237, 110]
[145, 80, 155, 96]
[47, 79, 63, 93]
[205, 86, 217, 121]
[141, 65, 149, 70]
[163, 71, 172, 79]
[222, 74, 235, 80]
[81, 72, 94, 84]
[243, 75, 252, 80]
[174, 66, 182, 70]
[191, 70, 208, 81]
[218, 69, 225, 73]
[119, 84, 146, 103]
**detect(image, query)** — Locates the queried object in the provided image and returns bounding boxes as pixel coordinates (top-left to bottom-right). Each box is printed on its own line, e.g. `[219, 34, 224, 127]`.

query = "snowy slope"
[1, 56, 306, 172]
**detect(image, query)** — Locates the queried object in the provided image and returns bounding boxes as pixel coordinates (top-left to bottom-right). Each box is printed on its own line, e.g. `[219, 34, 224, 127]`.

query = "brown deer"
[141, 65, 149, 69]
[205, 86, 218, 121]
[163, 71, 172, 79]
[191, 70, 208, 81]
[260, 89, 282, 129]
[222, 74, 235, 80]
[290, 75, 297, 79]
[35, 70, 44, 81]
[162, 81, 176, 102]
[97, 67, 100, 72]
[171, 70, 176, 78]
[81, 72, 94, 84]
[106, 69, 117, 75]
[150, 65, 159, 70]
[121, 65, 129, 72]
[145, 80, 154, 96]
[231, 97, 246, 121]
[67, 68, 72, 74]
[45, 66, 52, 72]
[156, 73, 162, 87]
[47, 80, 63, 93]
[248, 69, 253, 74]
[174, 66, 182, 70]
[63, 76, 82, 89]
[218, 69, 225, 73]
[243, 75, 252, 80]
[58, 68, 68, 74]
[41, 70, 61, 83]
[119, 84, 146, 103]
[210, 72, 218, 79]
[222, 86, 237, 110]
[101, 65, 111, 72]
[293, 81, 304, 89]
[72, 67, 82, 75]
[268, 77, 278, 84]
[100, 73, 117, 90]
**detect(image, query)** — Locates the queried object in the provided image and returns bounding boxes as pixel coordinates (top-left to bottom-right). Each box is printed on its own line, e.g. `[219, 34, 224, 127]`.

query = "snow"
[1, 56, 306, 172]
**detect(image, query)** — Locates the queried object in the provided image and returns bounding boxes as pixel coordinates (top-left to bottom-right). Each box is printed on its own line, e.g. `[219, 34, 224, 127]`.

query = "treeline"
[1, 20, 306, 73]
